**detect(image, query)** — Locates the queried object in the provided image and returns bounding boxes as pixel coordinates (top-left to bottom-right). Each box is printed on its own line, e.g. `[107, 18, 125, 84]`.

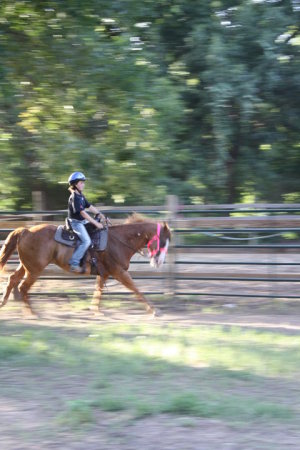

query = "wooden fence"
[1, 198, 300, 301]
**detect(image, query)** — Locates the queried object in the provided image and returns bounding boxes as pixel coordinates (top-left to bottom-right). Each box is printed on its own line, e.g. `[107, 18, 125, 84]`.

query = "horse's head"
[147, 222, 171, 268]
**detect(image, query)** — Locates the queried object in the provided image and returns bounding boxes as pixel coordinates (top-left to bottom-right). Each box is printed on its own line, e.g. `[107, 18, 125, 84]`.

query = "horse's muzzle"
[150, 239, 169, 268]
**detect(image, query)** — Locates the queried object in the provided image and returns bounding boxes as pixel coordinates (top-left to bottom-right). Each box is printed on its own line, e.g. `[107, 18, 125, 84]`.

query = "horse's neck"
[112, 222, 156, 252]
[133, 222, 156, 241]
[128, 223, 156, 247]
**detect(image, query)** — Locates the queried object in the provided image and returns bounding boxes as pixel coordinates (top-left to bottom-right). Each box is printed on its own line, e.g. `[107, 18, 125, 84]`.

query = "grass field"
[1, 298, 300, 449]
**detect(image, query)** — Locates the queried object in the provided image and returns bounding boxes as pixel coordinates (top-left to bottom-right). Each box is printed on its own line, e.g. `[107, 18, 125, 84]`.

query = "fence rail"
[1, 199, 300, 301]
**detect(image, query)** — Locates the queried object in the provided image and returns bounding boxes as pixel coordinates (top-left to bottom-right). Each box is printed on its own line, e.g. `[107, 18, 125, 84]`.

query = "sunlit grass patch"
[91, 324, 300, 378]
[1, 322, 300, 428]
[2, 323, 300, 378]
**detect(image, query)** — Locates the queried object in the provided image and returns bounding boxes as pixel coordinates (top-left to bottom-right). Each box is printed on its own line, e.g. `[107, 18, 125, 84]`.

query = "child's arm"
[80, 210, 103, 229]
[87, 205, 106, 221]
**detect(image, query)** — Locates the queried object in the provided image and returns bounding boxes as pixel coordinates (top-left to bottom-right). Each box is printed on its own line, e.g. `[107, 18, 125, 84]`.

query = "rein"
[110, 232, 146, 257]
[110, 222, 165, 258]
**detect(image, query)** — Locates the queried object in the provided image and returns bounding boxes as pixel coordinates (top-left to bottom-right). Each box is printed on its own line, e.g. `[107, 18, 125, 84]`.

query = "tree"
[0, 0, 299, 208]
[154, 0, 300, 203]
[0, 0, 183, 208]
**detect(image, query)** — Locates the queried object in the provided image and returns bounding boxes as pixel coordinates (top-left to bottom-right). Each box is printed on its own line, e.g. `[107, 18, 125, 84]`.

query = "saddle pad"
[91, 227, 108, 251]
[54, 225, 77, 247]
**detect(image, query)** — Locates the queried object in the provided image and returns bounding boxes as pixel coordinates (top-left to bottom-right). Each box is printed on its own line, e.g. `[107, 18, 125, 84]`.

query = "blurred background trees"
[0, 0, 299, 209]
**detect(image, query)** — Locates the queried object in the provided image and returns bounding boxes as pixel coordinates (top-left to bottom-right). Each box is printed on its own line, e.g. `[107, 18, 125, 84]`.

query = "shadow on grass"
[0, 321, 299, 427]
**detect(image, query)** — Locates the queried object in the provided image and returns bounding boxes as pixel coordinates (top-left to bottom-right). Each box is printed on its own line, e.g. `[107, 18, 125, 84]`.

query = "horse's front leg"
[90, 275, 108, 314]
[18, 272, 39, 318]
[0, 264, 25, 308]
[114, 269, 155, 315]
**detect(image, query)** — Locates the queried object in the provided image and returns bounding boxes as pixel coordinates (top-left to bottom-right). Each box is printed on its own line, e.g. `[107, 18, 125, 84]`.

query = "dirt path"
[1, 291, 300, 332]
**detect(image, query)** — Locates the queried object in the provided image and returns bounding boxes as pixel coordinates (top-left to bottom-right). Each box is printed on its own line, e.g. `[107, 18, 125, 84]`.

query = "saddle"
[54, 218, 108, 251]
[54, 218, 108, 276]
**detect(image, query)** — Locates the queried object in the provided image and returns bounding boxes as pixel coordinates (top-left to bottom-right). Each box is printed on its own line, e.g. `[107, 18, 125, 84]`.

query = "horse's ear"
[163, 221, 171, 240]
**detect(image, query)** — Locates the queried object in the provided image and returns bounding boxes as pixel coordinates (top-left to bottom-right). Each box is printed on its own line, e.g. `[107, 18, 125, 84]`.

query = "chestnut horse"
[0, 215, 171, 317]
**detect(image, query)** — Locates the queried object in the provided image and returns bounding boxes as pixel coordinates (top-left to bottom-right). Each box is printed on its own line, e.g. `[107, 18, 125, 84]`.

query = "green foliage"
[0, 0, 299, 208]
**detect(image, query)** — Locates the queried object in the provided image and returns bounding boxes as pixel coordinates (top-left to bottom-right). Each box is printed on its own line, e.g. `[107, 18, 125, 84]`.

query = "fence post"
[32, 191, 46, 222]
[166, 195, 178, 298]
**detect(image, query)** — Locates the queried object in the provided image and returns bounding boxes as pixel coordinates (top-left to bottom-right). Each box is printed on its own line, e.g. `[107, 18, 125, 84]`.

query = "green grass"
[1, 322, 300, 427]
[161, 392, 293, 420]
[56, 390, 294, 426]
[91, 395, 128, 412]
[57, 400, 94, 426]
[2, 323, 300, 378]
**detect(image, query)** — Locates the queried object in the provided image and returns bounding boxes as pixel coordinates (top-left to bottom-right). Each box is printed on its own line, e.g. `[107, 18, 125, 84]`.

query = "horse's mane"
[124, 213, 155, 224]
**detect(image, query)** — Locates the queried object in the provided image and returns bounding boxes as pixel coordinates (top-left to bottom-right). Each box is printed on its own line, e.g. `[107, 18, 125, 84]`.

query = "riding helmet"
[68, 172, 86, 185]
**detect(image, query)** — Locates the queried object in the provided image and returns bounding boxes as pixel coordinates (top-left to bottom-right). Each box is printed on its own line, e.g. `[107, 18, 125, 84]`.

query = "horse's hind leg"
[114, 269, 155, 315]
[13, 283, 22, 301]
[90, 275, 109, 314]
[18, 272, 39, 318]
[0, 264, 25, 308]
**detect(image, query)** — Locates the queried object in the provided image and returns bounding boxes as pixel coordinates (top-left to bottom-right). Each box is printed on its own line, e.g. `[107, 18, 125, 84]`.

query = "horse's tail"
[0, 227, 26, 272]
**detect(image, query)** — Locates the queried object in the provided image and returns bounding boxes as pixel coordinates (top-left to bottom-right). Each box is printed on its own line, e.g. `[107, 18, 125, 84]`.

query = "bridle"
[110, 222, 168, 259]
[147, 222, 168, 258]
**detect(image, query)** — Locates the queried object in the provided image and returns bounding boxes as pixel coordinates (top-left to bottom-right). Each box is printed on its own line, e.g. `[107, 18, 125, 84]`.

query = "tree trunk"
[226, 141, 239, 204]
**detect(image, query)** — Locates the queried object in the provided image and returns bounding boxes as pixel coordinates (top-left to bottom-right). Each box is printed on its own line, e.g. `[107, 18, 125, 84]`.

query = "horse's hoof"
[93, 309, 105, 317]
[24, 314, 38, 320]
[153, 307, 162, 317]
[89, 305, 104, 315]
[0, 300, 8, 309]
[23, 308, 38, 319]
[146, 307, 157, 317]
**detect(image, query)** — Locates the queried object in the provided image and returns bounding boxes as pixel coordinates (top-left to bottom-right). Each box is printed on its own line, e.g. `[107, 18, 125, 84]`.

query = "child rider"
[67, 171, 105, 273]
